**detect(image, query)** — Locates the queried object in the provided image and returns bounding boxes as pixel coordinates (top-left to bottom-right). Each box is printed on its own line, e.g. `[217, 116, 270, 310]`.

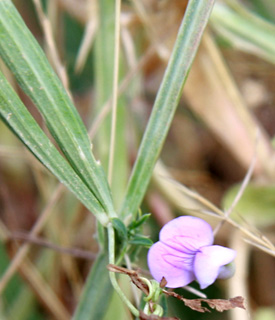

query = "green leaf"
[111, 218, 128, 243]
[0, 71, 108, 226]
[250, 0, 275, 23]
[128, 213, 151, 231]
[128, 236, 153, 248]
[0, 0, 115, 217]
[120, 0, 215, 218]
[211, 1, 275, 64]
[94, 0, 128, 210]
[72, 253, 113, 320]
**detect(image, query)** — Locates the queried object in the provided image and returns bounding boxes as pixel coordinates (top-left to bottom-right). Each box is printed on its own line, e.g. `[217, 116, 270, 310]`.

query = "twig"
[9, 231, 97, 260]
[32, 0, 72, 99]
[88, 44, 156, 140]
[125, 254, 141, 307]
[75, 1, 98, 73]
[213, 153, 257, 236]
[108, 264, 245, 314]
[214, 130, 259, 236]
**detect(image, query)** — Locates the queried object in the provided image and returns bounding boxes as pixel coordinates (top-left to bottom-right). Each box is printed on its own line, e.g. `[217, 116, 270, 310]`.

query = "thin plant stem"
[183, 286, 207, 299]
[154, 162, 275, 255]
[9, 232, 97, 260]
[75, 1, 98, 73]
[107, 224, 139, 317]
[124, 254, 140, 307]
[32, 0, 72, 98]
[108, 0, 121, 184]
[213, 132, 258, 236]
[88, 44, 156, 140]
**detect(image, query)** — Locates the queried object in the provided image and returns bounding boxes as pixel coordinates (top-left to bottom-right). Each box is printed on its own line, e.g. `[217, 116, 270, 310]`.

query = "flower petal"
[218, 262, 236, 279]
[159, 216, 214, 252]
[148, 241, 195, 288]
[194, 245, 236, 289]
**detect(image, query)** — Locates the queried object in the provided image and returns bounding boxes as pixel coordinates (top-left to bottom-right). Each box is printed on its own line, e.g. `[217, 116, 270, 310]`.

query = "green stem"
[107, 224, 139, 317]
[107, 0, 121, 184]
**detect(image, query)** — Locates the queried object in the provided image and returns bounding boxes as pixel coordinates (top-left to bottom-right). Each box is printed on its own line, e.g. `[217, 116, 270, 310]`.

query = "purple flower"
[147, 216, 236, 289]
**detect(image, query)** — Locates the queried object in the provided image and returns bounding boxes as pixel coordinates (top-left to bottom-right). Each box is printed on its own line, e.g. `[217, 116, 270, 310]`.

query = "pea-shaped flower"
[148, 216, 236, 289]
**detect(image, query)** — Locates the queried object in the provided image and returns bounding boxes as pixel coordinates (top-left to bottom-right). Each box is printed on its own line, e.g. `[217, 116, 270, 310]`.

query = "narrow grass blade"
[0, 0, 115, 217]
[0, 71, 108, 225]
[120, 0, 215, 217]
[211, 1, 275, 64]
[250, 0, 275, 22]
[94, 0, 128, 209]
[72, 253, 113, 320]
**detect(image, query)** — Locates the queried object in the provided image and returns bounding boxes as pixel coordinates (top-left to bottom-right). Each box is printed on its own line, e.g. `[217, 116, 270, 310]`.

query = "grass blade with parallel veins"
[0, 71, 108, 226]
[93, 0, 128, 210]
[72, 253, 113, 320]
[120, 0, 215, 218]
[211, 1, 275, 65]
[0, 0, 115, 218]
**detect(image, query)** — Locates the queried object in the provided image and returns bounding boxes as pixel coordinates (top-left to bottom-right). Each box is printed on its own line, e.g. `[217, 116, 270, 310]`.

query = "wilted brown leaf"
[107, 264, 149, 295]
[163, 290, 245, 313]
[108, 265, 245, 314]
[183, 299, 210, 313]
[205, 296, 245, 312]
[160, 277, 167, 288]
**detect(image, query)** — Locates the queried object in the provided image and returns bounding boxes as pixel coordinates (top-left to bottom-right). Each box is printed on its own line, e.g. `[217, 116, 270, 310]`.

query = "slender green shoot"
[107, 225, 139, 317]
[108, 0, 122, 184]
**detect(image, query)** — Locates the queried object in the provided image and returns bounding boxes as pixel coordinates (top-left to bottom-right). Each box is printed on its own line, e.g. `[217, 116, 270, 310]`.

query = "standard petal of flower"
[159, 216, 214, 252]
[148, 241, 196, 288]
[194, 245, 236, 289]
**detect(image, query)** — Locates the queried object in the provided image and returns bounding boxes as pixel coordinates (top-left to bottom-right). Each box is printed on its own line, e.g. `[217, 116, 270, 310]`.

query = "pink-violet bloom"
[148, 216, 236, 289]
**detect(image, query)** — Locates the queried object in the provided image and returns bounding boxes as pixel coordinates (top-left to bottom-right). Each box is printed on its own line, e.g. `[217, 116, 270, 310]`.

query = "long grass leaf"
[94, 0, 128, 209]
[0, 71, 109, 225]
[120, 0, 215, 217]
[72, 253, 113, 320]
[0, 0, 115, 217]
[211, 1, 275, 64]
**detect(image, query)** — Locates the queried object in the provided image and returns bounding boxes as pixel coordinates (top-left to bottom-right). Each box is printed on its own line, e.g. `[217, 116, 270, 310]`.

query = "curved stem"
[107, 224, 139, 317]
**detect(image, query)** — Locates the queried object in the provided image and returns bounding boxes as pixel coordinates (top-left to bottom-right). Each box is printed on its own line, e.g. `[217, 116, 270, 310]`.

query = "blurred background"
[0, 0, 274, 319]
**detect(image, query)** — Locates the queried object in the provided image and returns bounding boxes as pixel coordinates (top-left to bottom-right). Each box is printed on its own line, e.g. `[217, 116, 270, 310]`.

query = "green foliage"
[128, 236, 153, 248]
[72, 253, 113, 320]
[128, 213, 151, 231]
[0, 0, 247, 319]
[120, 0, 216, 218]
[0, 71, 108, 225]
[0, 0, 115, 220]
[111, 218, 128, 244]
[112, 215, 152, 251]
[93, 0, 128, 209]
[211, 1, 275, 64]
